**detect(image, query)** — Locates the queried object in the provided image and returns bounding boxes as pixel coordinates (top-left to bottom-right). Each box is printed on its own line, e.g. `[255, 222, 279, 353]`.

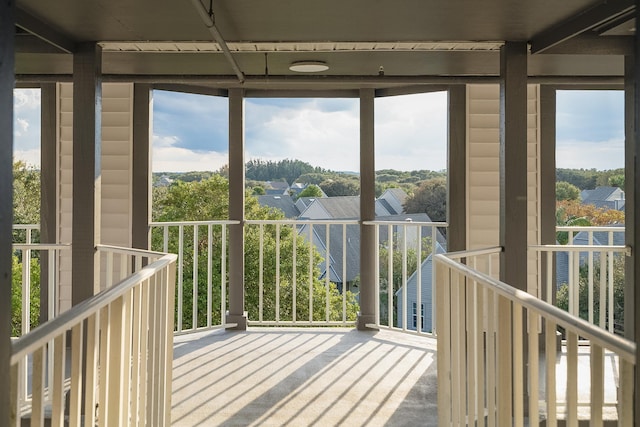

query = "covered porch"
[3, 0, 640, 425]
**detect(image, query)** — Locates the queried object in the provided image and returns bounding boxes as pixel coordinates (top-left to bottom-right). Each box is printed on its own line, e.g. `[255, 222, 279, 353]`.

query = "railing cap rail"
[363, 220, 449, 227]
[435, 252, 636, 363]
[11, 252, 177, 364]
[96, 244, 168, 258]
[12, 224, 40, 230]
[556, 225, 625, 232]
[12, 243, 71, 250]
[150, 220, 241, 226]
[246, 219, 360, 225]
[529, 244, 628, 253]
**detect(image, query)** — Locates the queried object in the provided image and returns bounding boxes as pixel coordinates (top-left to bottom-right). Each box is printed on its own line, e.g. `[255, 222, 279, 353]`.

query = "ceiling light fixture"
[289, 60, 329, 72]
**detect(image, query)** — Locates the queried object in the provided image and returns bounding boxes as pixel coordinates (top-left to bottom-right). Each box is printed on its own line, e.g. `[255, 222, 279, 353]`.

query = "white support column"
[499, 41, 529, 292]
[72, 43, 102, 304]
[227, 88, 247, 330]
[0, 1, 15, 424]
[132, 84, 152, 250]
[358, 88, 376, 330]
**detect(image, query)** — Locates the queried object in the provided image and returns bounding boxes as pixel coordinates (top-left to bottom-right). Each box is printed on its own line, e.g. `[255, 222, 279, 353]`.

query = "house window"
[412, 303, 424, 330]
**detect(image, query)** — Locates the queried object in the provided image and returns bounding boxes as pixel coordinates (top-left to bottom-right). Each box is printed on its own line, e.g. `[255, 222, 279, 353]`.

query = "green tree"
[152, 176, 359, 328]
[608, 174, 624, 189]
[11, 255, 41, 336]
[296, 184, 323, 199]
[403, 177, 447, 222]
[556, 256, 625, 335]
[555, 181, 580, 201]
[320, 177, 360, 197]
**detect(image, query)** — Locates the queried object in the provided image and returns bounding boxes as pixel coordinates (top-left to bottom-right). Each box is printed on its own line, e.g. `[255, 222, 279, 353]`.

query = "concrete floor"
[171, 328, 439, 426]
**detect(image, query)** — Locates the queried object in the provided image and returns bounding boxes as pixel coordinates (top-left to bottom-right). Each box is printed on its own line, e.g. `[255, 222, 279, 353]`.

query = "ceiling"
[14, 0, 636, 90]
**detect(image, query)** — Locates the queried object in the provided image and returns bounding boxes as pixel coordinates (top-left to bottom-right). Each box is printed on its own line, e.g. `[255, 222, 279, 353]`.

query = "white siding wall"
[466, 84, 540, 289]
[57, 82, 135, 311]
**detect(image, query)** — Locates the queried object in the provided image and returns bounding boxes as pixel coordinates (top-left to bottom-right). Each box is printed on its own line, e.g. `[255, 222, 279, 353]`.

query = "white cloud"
[243, 92, 449, 172]
[13, 149, 41, 168]
[13, 89, 41, 110]
[556, 138, 624, 170]
[152, 134, 228, 172]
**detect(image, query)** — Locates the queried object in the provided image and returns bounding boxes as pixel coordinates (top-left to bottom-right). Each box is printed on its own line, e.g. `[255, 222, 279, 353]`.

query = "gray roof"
[312, 196, 361, 219]
[581, 186, 623, 204]
[300, 223, 360, 284]
[256, 195, 300, 218]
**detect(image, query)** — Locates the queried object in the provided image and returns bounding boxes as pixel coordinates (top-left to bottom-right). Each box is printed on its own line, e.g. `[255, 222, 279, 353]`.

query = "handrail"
[12, 224, 40, 230]
[149, 220, 240, 226]
[96, 243, 168, 258]
[247, 219, 359, 225]
[363, 220, 448, 227]
[445, 245, 502, 260]
[11, 253, 177, 363]
[556, 225, 625, 232]
[435, 252, 636, 362]
[529, 244, 627, 252]
[12, 243, 70, 251]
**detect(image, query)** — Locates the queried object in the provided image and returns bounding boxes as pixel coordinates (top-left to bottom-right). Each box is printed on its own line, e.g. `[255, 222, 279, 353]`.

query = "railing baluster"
[590, 343, 604, 427]
[276, 223, 281, 322]
[342, 223, 347, 324]
[527, 310, 539, 426]
[545, 320, 557, 427]
[512, 304, 523, 427]
[435, 260, 451, 426]
[193, 225, 199, 329]
[69, 323, 84, 426]
[486, 289, 496, 426]
[588, 232, 594, 324]
[465, 272, 476, 425]
[177, 225, 184, 332]
[32, 347, 45, 427]
[566, 331, 578, 427]
[292, 224, 297, 323]
[221, 224, 227, 326]
[374, 224, 380, 326]
[51, 334, 65, 427]
[325, 224, 330, 323]
[450, 270, 462, 425]
[387, 224, 393, 328]
[401, 224, 407, 331]
[416, 224, 422, 333]
[259, 223, 264, 323]
[84, 313, 99, 427]
[207, 224, 212, 328]
[308, 224, 313, 323]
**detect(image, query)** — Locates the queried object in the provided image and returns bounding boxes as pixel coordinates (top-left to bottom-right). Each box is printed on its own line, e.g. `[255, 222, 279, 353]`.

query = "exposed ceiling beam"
[15, 7, 75, 53]
[540, 34, 634, 55]
[530, 0, 635, 54]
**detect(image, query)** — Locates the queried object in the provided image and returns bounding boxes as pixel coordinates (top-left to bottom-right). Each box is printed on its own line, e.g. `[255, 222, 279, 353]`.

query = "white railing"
[12, 243, 70, 337]
[366, 220, 448, 336]
[531, 225, 626, 334]
[150, 220, 239, 333]
[245, 219, 359, 326]
[435, 247, 636, 426]
[10, 249, 177, 427]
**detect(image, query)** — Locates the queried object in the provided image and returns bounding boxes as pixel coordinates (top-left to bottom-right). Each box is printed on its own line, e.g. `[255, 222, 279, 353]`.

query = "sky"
[13, 88, 624, 173]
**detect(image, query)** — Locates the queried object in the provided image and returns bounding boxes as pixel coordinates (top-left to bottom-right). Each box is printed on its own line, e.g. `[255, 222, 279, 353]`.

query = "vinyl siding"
[466, 84, 540, 289]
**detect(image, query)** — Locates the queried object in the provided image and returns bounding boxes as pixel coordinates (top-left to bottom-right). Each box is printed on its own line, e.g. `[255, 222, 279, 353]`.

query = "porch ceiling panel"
[14, 0, 636, 83]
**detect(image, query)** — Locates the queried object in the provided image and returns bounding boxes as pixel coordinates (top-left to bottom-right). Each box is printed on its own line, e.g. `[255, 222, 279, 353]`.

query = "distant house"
[377, 188, 408, 215]
[297, 193, 447, 295]
[581, 186, 625, 211]
[264, 181, 290, 195]
[555, 225, 625, 288]
[155, 175, 174, 187]
[256, 195, 300, 218]
[395, 242, 446, 332]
